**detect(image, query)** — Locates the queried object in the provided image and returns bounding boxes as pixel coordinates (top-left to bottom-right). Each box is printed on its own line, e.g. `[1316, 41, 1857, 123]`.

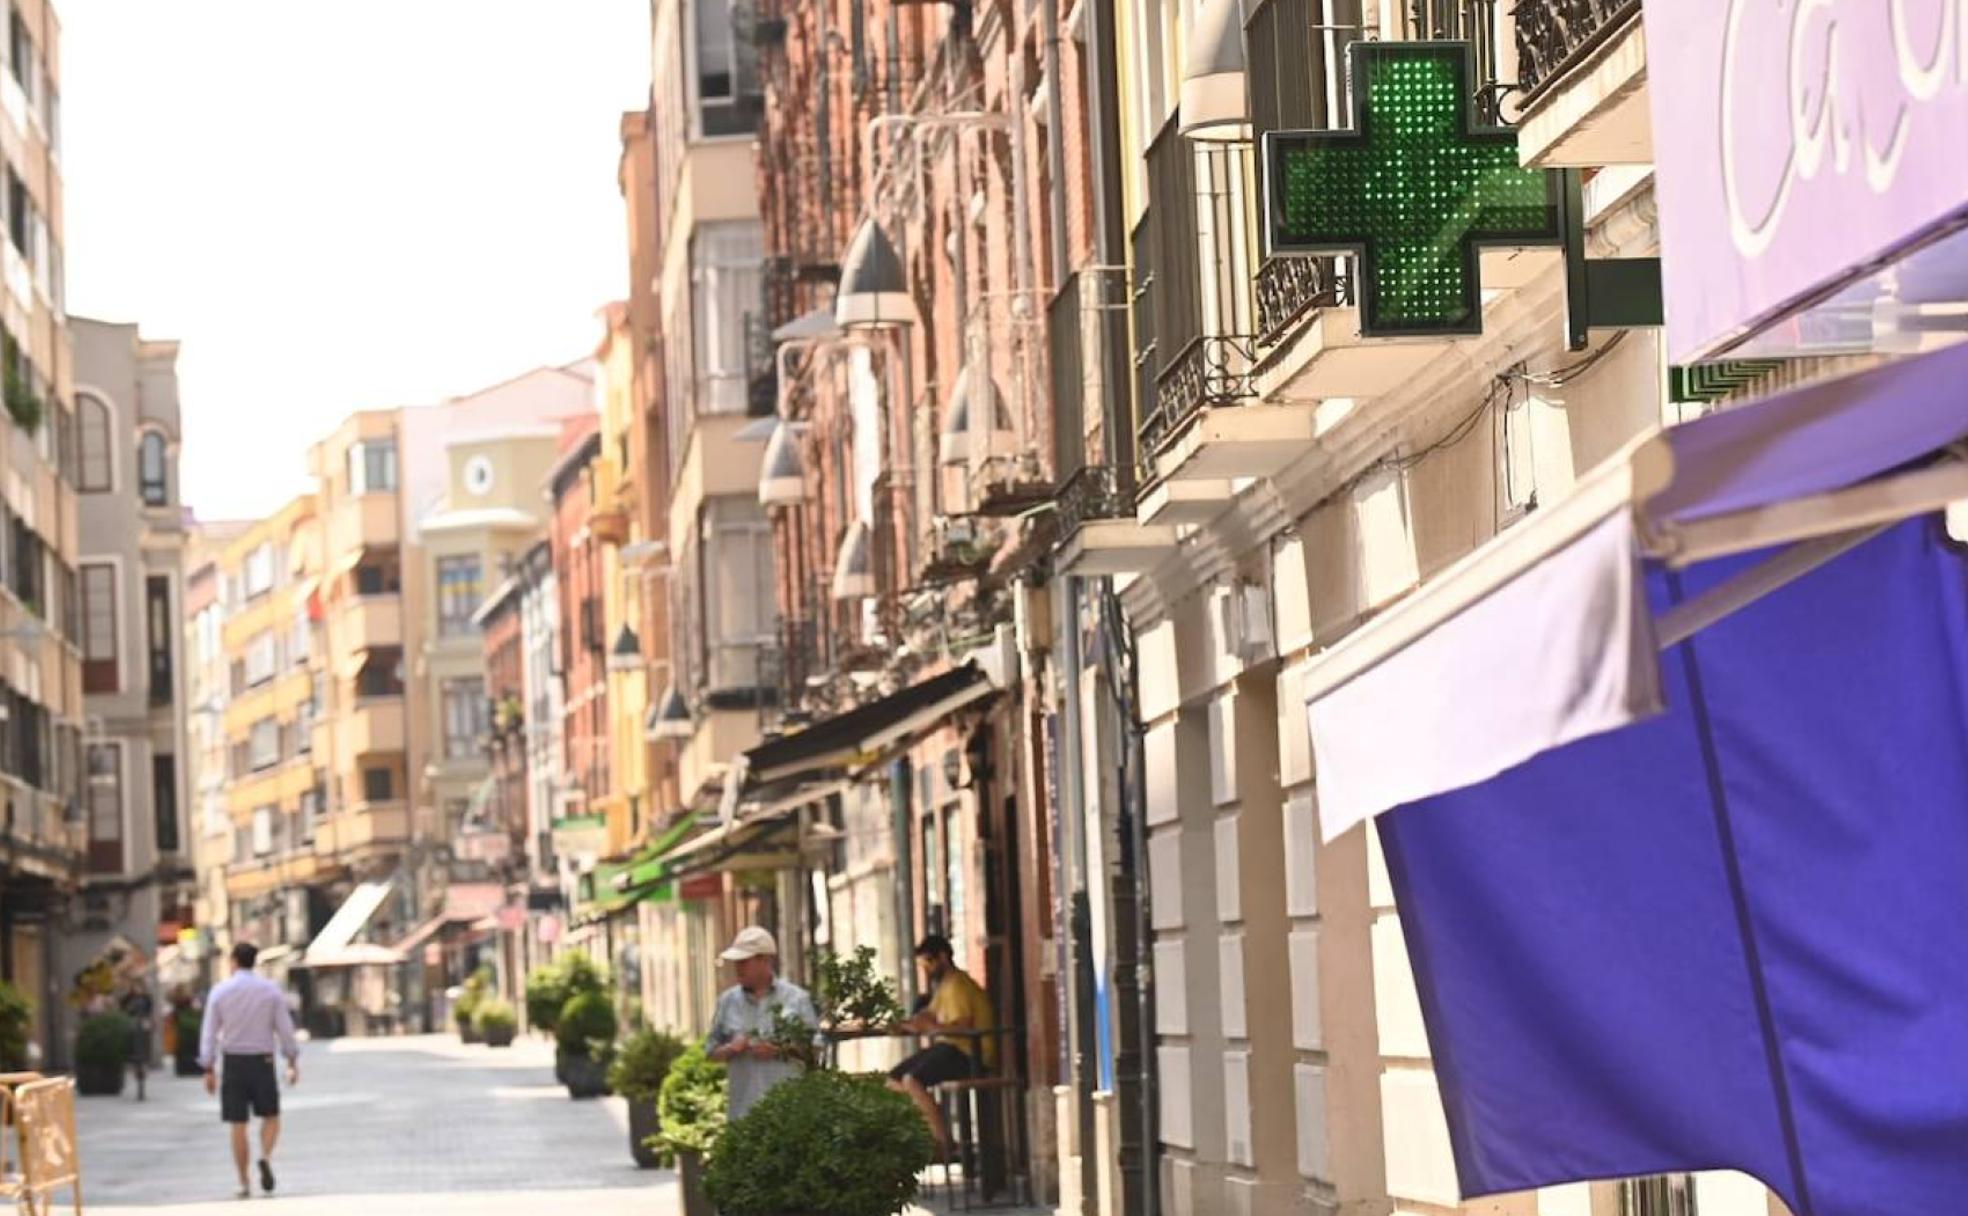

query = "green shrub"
[608, 1027, 686, 1105]
[75, 1011, 134, 1072]
[559, 952, 608, 998]
[704, 1070, 934, 1216]
[473, 998, 517, 1036]
[555, 989, 618, 1060]
[172, 1004, 201, 1044]
[815, 946, 907, 1028]
[0, 981, 31, 1072]
[454, 964, 493, 1025]
[650, 1043, 726, 1164]
[524, 964, 569, 1032]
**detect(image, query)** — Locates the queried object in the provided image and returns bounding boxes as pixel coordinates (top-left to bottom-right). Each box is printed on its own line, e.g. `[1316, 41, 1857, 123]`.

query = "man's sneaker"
[258, 1160, 275, 1194]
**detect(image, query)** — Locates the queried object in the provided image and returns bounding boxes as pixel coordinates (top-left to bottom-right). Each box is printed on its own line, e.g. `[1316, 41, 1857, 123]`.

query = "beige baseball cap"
[720, 926, 778, 962]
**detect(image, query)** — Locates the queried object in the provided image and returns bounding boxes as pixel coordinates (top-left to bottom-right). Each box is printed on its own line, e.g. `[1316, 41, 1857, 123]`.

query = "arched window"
[138, 431, 167, 506]
[77, 392, 111, 492]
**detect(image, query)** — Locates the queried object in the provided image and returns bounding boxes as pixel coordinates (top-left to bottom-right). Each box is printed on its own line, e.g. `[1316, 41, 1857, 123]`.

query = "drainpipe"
[1039, 0, 1071, 288]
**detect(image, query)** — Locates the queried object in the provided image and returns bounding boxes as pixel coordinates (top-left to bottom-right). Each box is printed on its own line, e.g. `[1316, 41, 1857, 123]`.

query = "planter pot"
[457, 1020, 482, 1045]
[562, 1053, 608, 1099]
[627, 1099, 661, 1168]
[75, 1061, 124, 1097]
[677, 1149, 715, 1216]
[173, 1051, 202, 1078]
[553, 1048, 570, 1084]
[484, 1025, 515, 1048]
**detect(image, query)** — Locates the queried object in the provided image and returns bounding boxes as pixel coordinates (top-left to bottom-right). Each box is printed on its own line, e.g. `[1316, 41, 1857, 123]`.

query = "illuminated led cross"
[1265, 41, 1564, 337]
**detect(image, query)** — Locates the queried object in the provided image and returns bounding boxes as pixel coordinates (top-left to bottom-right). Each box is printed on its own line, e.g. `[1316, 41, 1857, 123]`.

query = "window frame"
[76, 391, 112, 493]
[138, 430, 168, 506]
[441, 676, 488, 760]
[86, 740, 123, 874]
[436, 553, 485, 638]
[80, 561, 117, 694]
[347, 439, 398, 496]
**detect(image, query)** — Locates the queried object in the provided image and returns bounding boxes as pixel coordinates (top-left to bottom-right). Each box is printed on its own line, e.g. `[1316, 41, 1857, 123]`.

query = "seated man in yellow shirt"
[887, 934, 993, 1153]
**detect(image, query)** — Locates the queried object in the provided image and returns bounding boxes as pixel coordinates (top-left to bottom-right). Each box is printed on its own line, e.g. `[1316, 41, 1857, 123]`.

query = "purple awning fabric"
[1379, 521, 1968, 1216]
[1646, 340, 1968, 525]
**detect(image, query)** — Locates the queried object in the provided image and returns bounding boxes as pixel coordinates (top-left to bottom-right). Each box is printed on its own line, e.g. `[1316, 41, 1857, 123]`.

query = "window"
[701, 496, 775, 691]
[243, 631, 277, 687]
[442, 677, 487, 759]
[251, 806, 275, 856]
[86, 742, 122, 875]
[153, 754, 179, 854]
[249, 718, 279, 771]
[4, 169, 26, 262]
[146, 576, 171, 706]
[355, 646, 404, 698]
[1618, 1176, 1698, 1216]
[138, 432, 167, 506]
[53, 401, 73, 485]
[77, 392, 110, 492]
[353, 556, 399, 597]
[691, 222, 765, 415]
[11, 518, 40, 614]
[7, 13, 31, 93]
[243, 543, 275, 598]
[362, 766, 394, 803]
[80, 562, 116, 694]
[694, 0, 759, 136]
[347, 439, 397, 495]
[436, 554, 484, 637]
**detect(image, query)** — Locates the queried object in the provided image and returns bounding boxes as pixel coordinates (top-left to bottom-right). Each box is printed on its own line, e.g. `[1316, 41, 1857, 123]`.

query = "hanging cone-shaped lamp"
[758, 420, 808, 506]
[1180, 0, 1251, 144]
[938, 358, 1017, 467]
[831, 520, 875, 601]
[834, 219, 915, 330]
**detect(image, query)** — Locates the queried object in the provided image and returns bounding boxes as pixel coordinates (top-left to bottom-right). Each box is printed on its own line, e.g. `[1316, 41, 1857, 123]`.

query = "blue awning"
[1303, 343, 1968, 1215]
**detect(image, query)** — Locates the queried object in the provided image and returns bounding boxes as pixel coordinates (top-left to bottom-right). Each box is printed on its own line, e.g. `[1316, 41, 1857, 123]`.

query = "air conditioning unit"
[1216, 580, 1273, 663]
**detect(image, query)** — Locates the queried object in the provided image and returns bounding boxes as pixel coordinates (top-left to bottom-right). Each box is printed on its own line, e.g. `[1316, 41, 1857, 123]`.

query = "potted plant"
[608, 1027, 686, 1167]
[537, 954, 607, 1083]
[0, 980, 31, 1074]
[555, 989, 617, 1099]
[474, 999, 518, 1048]
[454, 965, 492, 1044]
[524, 961, 568, 1035]
[650, 1043, 727, 1216]
[704, 1070, 934, 1216]
[75, 1011, 134, 1096]
[171, 1003, 203, 1077]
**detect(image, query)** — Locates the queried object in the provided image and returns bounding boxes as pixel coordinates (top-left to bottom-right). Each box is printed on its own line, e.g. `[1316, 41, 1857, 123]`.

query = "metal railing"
[1054, 465, 1135, 538]
[1257, 255, 1351, 347]
[1143, 334, 1259, 456]
[1512, 0, 1641, 101]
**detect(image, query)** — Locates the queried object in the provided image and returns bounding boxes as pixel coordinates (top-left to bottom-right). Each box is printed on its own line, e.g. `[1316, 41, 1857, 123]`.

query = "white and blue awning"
[1303, 339, 1968, 1215]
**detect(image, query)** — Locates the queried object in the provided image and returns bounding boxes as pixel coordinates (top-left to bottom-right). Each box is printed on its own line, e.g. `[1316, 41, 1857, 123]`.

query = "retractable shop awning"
[1303, 339, 1968, 1215]
[305, 882, 393, 957]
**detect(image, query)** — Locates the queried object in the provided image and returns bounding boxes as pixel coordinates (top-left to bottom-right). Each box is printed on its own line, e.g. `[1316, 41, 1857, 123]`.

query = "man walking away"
[199, 943, 301, 1199]
[704, 927, 819, 1121]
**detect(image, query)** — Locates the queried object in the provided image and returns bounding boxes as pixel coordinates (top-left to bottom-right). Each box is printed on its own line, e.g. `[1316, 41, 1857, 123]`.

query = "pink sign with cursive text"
[1645, 0, 1968, 362]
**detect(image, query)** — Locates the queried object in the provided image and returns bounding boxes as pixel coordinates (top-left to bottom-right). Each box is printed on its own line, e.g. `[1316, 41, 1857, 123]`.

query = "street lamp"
[758, 420, 809, 507]
[645, 685, 693, 743]
[831, 521, 875, 602]
[834, 219, 915, 331]
[938, 356, 1016, 468]
[607, 624, 643, 674]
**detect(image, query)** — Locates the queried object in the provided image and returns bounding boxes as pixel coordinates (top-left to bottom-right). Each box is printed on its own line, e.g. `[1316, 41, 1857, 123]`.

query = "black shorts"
[889, 1042, 977, 1087]
[220, 1054, 280, 1123]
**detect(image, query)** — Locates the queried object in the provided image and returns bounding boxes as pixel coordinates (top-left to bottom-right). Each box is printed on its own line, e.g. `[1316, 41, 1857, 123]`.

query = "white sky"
[60, 1, 651, 521]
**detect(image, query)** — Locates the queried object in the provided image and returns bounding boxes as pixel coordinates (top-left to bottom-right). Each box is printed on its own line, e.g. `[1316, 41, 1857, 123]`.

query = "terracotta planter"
[627, 1099, 661, 1168]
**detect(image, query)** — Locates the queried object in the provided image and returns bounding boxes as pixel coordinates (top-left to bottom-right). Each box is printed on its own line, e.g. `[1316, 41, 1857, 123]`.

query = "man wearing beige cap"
[704, 926, 820, 1119]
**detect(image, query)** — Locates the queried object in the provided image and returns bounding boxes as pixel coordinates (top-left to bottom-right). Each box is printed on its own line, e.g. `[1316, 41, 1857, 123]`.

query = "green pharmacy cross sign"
[1265, 41, 1564, 338]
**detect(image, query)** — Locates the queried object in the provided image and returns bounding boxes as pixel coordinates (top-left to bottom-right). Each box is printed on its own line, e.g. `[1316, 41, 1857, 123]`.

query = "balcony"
[917, 516, 995, 588]
[337, 698, 406, 759]
[336, 594, 402, 653]
[1054, 466, 1177, 577]
[1511, 0, 1650, 167]
[314, 801, 411, 862]
[327, 493, 400, 562]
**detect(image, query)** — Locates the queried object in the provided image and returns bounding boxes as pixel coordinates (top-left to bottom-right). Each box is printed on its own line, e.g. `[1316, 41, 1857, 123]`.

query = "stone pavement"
[74, 1033, 677, 1215]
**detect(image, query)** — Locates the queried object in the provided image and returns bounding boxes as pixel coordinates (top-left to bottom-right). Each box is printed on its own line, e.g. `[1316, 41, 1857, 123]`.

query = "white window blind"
[691, 221, 764, 416]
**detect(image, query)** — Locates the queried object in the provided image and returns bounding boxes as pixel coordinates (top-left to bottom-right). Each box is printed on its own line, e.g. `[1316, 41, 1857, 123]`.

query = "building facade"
[67, 316, 192, 996]
[183, 516, 247, 984]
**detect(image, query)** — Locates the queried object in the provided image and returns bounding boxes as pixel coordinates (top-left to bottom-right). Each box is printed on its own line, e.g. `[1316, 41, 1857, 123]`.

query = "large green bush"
[705, 1070, 934, 1216]
[0, 980, 32, 1072]
[473, 998, 518, 1037]
[608, 1027, 686, 1105]
[76, 1011, 134, 1072]
[555, 989, 618, 1060]
[523, 965, 569, 1032]
[454, 965, 492, 1027]
[650, 1043, 727, 1163]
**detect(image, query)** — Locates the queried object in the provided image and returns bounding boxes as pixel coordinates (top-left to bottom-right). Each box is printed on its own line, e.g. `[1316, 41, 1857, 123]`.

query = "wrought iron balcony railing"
[1512, 0, 1643, 101]
[1054, 465, 1135, 539]
[1142, 334, 1258, 457]
[1257, 255, 1350, 348]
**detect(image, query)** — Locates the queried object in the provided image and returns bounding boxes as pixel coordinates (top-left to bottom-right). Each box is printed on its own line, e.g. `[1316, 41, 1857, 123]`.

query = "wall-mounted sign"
[1647, 0, 1968, 362]
[1265, 41, 1564, 337]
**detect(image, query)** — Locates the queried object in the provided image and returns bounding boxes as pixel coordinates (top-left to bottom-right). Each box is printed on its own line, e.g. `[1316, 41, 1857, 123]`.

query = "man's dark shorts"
[220, 1054, 280, 1124]
[889, 1042, 976, 1088]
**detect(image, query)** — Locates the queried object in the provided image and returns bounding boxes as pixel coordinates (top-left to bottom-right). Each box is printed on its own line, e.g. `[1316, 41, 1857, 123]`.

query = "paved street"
[75, 1034, 676, 1215]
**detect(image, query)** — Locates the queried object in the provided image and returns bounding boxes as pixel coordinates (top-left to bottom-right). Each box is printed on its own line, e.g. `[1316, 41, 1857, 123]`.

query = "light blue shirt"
[705, 977, 819, 1119]
[198, 972, 301, 1069]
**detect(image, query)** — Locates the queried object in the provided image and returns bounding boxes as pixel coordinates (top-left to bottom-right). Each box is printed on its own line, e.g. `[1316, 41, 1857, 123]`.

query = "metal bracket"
[1560, 169, 1664, 350]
